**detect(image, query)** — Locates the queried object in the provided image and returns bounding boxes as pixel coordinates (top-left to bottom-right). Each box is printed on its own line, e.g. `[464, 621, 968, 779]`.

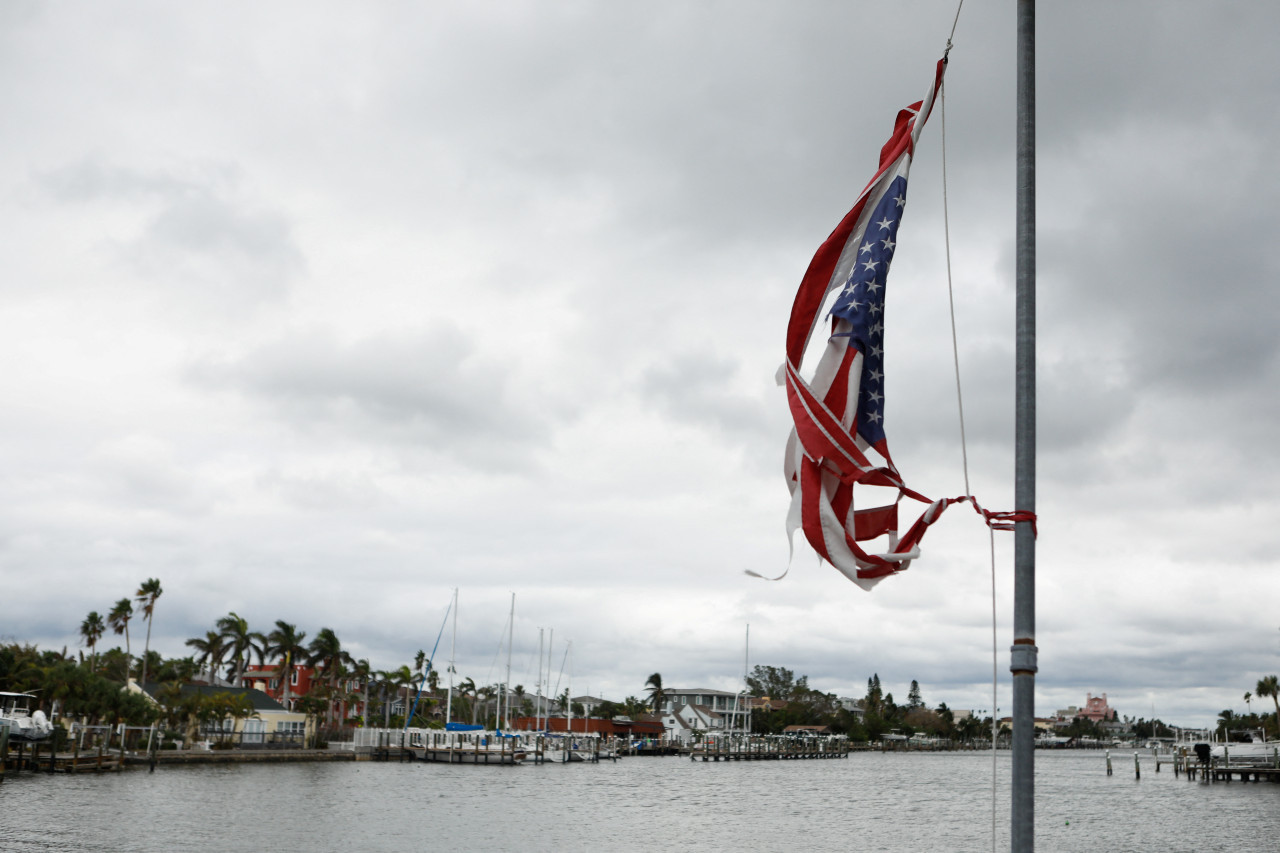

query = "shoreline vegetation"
[5, 580, 1278, 760]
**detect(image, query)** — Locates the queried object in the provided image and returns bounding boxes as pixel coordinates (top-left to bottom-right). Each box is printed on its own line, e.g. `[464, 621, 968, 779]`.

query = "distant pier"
[688, 734, 851, 762]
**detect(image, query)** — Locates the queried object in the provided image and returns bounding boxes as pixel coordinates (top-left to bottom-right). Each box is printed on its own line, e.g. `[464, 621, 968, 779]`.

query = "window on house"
[200, 717, 234, 734]
[290, 669, 298, 686]
[270, 679, 278, 689]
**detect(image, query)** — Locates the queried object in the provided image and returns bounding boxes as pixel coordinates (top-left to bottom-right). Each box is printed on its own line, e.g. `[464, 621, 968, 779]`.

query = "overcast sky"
[3, 1, 1278, 729]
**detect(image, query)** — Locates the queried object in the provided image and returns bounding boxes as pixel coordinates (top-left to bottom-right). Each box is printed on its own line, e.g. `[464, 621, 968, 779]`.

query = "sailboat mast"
[1011, 1, 1038, 851]
[743, 623, 750, 735]
[504, 592, 515, 730]
[546, 627, 553, 730]
[446, 588, 457, 724]
[535, 627, 544, 731]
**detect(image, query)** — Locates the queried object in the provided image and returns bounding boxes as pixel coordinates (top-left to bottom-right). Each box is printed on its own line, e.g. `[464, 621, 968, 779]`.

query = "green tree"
[622, 696, 648, 718]
[1255, 675, 1280, 733]
[907, 680, 923, 709]
[746, 665, 805, 700]
[451, 676, 474, 725]
[349, 657, 373, 725]
[644, 672, 666, 714]
[134, 578, 163, 687]
[864, 674, 884, 716]
[107, 598, 134, 683]
[217, 612, 264, 688]
[306, 627, 351, 725]
[294, 692, 327, 747]
[156, 682, 202, 747]
[1218, 708, 1236, 739]
[154, 654, 198, 684]
[476, 683, 496, 728]
[79, 611, 106, 672]
[1254, 676, 1274, 722]
[595, 699, 623, 719]
[383, 665, 415, 726]
[264, 620, 308, 710]
[185, 630, 229, 683]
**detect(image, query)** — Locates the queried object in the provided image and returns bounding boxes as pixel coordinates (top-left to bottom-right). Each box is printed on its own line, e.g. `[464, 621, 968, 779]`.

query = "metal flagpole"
[1012, 1, 1037, 851]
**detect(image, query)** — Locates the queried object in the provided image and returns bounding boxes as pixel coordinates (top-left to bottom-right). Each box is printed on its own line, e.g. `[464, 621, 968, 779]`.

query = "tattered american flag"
[779, 58, 955, 590]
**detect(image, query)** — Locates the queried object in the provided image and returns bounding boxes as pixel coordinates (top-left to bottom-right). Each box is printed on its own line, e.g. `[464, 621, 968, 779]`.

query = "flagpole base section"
[1009, 643, 1038, 676]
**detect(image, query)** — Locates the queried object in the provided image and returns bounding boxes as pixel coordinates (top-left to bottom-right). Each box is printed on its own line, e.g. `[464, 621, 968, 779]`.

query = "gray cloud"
[38, 158, 302, 304]
[187, 324, 555, 471]
[2, 0, 1279, 729]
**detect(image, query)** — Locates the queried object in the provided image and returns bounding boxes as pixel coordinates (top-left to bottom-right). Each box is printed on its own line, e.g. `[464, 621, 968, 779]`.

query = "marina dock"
[688, 734, 851, 762]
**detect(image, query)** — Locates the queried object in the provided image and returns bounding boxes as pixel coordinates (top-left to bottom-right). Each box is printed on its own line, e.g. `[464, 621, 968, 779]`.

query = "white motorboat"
[1, 691, 53, 742]
[1210, 732, 1277, 764]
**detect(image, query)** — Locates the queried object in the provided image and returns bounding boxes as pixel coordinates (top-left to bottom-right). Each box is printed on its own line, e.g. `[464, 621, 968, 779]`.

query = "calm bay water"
[2, 750, 1278, 852]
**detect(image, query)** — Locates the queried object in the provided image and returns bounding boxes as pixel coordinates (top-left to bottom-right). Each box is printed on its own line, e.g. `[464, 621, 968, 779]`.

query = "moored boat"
[0, 691, 53, 742]
[406, 726, 527, 765]
[1209, 732, 1277, 764]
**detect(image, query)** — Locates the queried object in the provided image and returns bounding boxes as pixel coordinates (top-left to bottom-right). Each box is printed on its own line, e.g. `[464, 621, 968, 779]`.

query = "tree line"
[6, 584, 587, 739]
[743, 665, 992, 742]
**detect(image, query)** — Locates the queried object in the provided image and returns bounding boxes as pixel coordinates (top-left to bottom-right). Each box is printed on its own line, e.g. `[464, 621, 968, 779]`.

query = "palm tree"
[134, 578, 163, 687]
[645, 672, 666, 715]
[79, 611, 106, 672]
[306, 627, 352, 725]
[376, 670, 395, 727]
[476, 684, 496, 728]
[512, 684, 526, 721]
[185, 630, 229, 683]
[384, 665, 415, 726]
[107, 598, 134, 683]
[217, 612, 264, 688]
[264, 620, 308, 711]
[457, 677, 477, 725]
[1218, 709, 1235, 739]
[1257, 675, 1280, 730]
[348, 658, 373, 725]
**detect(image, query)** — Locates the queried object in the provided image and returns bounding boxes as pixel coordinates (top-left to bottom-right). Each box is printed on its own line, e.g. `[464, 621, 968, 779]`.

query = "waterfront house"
[661, 703, 725, 744]
[134, 682, 314, 747]
[242, 662, 370, 722]
[836, 697, 866, 721]
[660, 688, 749, 732]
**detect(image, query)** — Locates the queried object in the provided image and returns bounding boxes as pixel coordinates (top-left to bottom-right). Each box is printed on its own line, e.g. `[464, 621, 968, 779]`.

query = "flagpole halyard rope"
[941, 68, 971, 500]
[947, 0, 965, 55]
[940, 11, 998, 850]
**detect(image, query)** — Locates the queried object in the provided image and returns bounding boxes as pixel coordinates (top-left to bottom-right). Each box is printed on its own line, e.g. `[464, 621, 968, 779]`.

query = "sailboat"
[406, 724, 528, 765]
[404, 591, 529, 764]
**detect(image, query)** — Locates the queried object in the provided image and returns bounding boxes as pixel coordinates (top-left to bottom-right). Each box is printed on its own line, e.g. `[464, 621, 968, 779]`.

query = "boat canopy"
[445, 722, 485, 732]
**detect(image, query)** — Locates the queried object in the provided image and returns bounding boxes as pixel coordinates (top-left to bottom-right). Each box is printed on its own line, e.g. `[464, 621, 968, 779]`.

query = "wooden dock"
[3, 739, 125, 774]
[689, 735, 851, 762]
[1116, 747, 1280, 785]
[2, 738, 373, 776]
